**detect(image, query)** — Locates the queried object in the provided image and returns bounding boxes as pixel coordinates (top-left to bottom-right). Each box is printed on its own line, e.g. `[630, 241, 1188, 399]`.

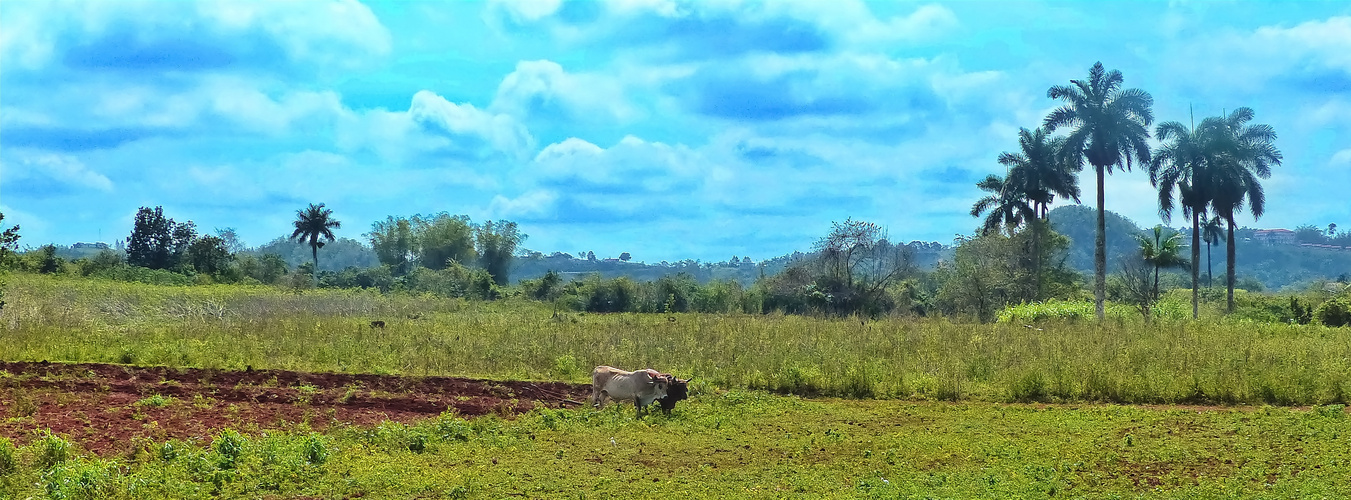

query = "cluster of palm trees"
[973, 62, 1282, 320]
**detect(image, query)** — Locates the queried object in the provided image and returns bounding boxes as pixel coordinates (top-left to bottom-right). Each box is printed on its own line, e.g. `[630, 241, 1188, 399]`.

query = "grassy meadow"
[3, 392, 1351, 498]
[4, 273, 1351, 498]
[3, 273, 1350, 406]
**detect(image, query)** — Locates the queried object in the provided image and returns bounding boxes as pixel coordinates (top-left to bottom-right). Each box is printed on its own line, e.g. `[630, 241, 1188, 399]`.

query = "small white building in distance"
[1252, 229, 1296, 246]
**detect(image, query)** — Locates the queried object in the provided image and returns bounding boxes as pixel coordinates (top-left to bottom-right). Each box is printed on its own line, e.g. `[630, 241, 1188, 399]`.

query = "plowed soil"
[0, 361, 591, 455]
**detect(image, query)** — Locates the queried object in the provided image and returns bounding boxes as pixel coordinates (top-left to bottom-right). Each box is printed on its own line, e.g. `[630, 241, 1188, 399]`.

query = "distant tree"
[415, 213, 476, 270]
[290, 203, 341, 286]
[1110, 252, 1157, 319]
[971, 173, 1033, 236]
[587, 251, 596, 262]
[619, 252, 632, 262]
[214, 228, 246, 254]
[1294, 224, 1329, 244]
[475, 220, 526, 285]
[38, 244, 62, 274]
[990, 126, 1081, 300]
[170, 221, 198, 269]
[1135, 226, 1188, 303]
[0, 212, 20, 266]
[187, 236, 232, 276]
[1201, 215, 1225, 287]
[1151, 115, 1214, 319]
[126, 206, 196, 270]
[1330, 223, 1338, 237]
[1045, 62, 1154, 321]
[238, 253, 289, 284]
[1208, 107, 1281, 313]
[368, 216, 418, 275]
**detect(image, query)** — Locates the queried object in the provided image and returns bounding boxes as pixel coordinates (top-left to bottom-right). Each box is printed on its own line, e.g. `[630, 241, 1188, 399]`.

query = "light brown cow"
[590, 365, 669, 414]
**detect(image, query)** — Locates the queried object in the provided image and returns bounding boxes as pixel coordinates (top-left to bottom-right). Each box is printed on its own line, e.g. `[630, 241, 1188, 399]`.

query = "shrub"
[214, 429, 246, 469]
[35, 431, 72, 469]
[0, 437, 16, 475]
[1314, 298, 1351, 327]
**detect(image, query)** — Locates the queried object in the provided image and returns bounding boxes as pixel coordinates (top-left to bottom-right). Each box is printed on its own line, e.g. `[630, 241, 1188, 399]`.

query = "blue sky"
[2, 0, 1348, 263]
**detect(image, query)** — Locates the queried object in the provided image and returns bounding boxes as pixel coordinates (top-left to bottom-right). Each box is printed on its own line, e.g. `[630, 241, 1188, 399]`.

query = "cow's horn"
[684, 376, 695, 384]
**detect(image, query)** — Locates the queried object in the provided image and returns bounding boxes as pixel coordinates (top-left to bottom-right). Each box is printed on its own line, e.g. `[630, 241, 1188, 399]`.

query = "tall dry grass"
[2, 273, 1348, 405]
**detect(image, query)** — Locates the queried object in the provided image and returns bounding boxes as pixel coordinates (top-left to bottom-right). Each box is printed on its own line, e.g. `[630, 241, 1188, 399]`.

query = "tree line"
[970, 61, 1284, 321]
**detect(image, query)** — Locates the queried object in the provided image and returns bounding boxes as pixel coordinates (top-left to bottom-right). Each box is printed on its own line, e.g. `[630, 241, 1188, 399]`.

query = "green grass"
[3, 273, 1350, 405]
[2, 394, 1350, 499]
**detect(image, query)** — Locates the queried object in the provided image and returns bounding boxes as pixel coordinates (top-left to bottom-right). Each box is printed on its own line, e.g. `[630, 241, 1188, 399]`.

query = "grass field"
[3, 274, 1349, 406]
[3, 394, 1349, 498]
[3, 273, 1351, 498]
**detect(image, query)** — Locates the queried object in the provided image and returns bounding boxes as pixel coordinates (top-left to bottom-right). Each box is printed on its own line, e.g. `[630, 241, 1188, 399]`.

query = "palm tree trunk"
[1153, 264, 1160, 305]
[1034, 212, 1043, 302]
[1225, 217, 1236, 313]
[1191, 210, 1200, 319]
[311, 244, 320, 287]
[1094, 164, 1106, 321]
[1206, 240, 1212, 288]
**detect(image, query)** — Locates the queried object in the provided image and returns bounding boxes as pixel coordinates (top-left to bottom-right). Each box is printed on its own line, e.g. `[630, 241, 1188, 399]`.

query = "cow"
[657, 375, 693, 415]
[590, 366, 669, 415]
[369, 320, 386, 329]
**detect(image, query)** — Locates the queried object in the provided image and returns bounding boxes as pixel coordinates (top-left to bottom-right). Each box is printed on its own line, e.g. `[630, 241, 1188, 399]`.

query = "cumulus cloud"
[337, 90, 535, 164]
[0, 150, 114, 192]
[1331, 149, 1351, 166]
[490, 60, 637, 123]
[1171, 15, 1351, 94]
[1, 0, 391, 74]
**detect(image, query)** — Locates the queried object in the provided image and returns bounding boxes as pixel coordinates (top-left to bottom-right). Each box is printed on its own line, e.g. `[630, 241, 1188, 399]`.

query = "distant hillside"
[1048, 205, 1351, 290]
[511, 241, 950, 286]
[1048, 205, 1152, 273]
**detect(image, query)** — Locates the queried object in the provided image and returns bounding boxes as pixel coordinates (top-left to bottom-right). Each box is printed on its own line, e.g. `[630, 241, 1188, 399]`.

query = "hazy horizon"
[3, 0, 1348, 262]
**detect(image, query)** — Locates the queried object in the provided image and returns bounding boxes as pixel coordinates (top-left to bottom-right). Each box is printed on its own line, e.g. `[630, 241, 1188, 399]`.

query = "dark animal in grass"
[658, 375, 693, 415]
[370, 320, 385, 329]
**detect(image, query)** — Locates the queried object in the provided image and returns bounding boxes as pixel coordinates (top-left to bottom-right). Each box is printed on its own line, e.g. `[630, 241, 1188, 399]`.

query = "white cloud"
[1171, 15, 1351, 93]
[0, 151, 114, 192]
[486, 0, 563, 23]
[488, 190, 558, 218]
[530, 135, 703, 187]
[1331, 149, 1351, 166]
[0, 0, 391, 73]
[491, 60, 638, 123]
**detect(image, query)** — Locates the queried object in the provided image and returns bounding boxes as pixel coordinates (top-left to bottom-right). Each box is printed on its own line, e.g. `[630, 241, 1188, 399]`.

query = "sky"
[1, 0, 1348, 263]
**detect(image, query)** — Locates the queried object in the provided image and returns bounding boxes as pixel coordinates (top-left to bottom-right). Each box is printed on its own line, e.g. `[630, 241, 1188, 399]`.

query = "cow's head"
[659, 376, 692, 414]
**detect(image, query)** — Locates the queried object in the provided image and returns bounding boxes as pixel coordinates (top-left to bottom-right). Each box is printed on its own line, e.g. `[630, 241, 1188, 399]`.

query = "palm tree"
[1206, 107, 1281, 313]
[1136, 225, 1189, 304]
[970, 173, 1034, 236]
[291, 203, 342, 285]
[1149, 118, 1212, 319]
[1044, 62, 1155, 321]
[995, 127, 1081, 299]
[1202, 215, 1225, 287]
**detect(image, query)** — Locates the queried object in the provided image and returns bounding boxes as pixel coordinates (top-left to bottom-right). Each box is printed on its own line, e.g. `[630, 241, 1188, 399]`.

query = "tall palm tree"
[1149, 119, 1212, 319]
[970, 173, 1034, 236]
[995, 127, 1081, 299]
[291, 203, 342, 285]
[1044, 62, 1155, 321]
[1206, 107, 1281, 313]
[1202, 215, 1225, 288]
[1136, 225, 1189, 304]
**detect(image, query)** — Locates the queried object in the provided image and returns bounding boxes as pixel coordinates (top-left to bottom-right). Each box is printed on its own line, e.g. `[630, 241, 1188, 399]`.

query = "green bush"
[1314, 298, 1351, 327]
[0, 437, 16, 475]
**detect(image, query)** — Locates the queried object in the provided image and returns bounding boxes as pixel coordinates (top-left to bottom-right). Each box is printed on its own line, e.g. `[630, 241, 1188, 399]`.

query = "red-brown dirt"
[0, 361, 591, 456]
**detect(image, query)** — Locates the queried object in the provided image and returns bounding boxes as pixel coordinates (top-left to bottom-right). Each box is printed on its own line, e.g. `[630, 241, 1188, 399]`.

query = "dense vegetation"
[4, 274, 1349, 404]
[3, 394, 1349, 499]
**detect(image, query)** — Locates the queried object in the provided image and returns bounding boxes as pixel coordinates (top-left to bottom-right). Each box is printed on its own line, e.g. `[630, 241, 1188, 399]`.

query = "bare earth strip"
[0, 361, 591, 455]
